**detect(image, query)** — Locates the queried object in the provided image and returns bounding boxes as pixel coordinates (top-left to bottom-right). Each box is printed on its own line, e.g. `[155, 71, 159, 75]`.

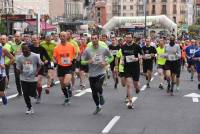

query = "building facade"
[49, 0, 65, 19]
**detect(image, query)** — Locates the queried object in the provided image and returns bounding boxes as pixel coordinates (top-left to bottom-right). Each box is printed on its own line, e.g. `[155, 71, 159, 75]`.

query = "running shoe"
[93, 106, 101, 115]
[45, 89, 50, 94]
[136, 88, 140, 94]
[146, 83, 150, 88]
[26, 108, 34, 114]
[159, 84, 164, 89]
[99, 95, 105, 106]
[127, 101, 134, 109]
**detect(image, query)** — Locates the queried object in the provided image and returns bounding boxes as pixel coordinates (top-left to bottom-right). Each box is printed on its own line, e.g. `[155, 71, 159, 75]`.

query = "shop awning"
[26, 21, 56, 31]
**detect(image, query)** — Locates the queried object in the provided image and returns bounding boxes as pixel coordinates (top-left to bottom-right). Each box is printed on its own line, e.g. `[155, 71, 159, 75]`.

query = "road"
[1, 68, 200, 134]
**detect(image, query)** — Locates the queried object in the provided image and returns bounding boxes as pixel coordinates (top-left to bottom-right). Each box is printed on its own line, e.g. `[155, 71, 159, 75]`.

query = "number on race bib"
[61, 57, 70, 65]
[145, 54, 151, 59]
[126, 55, 138, 63]
[190, 49, 195, 54]
[23, 63, 33, 73]
[168, 54, 176, 61]
[110, 50, 118, 55]
[93, 54, 103, 64]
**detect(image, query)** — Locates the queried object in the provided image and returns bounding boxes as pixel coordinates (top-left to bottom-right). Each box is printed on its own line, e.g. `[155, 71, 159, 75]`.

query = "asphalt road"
[1, 68, 200, 134]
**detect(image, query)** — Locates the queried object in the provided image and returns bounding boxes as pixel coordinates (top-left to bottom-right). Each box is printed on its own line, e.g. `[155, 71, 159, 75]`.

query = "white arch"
[103, 15, 177, 36]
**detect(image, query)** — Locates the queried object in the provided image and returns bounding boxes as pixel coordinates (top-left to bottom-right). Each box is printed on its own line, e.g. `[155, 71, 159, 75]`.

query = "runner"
[156, 38, 166, 89]
[16, 44, 41, 114]
[66, 30, 80, 93]
[0, 35, 13, 89]
[53, 31, 76, 105]
[192, 44, 200, 89]
[164, 36, 181, 95]
[41, 35, 57, 91]
[29, 35, 51, 104]
[0, 44, 14, 105]
[142, 37, 157, 88]
[78, 37, 88, 90]
[117, 33, 142, 109]
[81, 33, 113, 114]
[11, 33, 24, 96]
[185, 39, 198, 81]
[109, 36, 120, 89]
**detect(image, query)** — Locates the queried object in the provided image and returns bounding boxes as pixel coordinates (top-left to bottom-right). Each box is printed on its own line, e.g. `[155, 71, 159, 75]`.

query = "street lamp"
[144, 0, 147, 38]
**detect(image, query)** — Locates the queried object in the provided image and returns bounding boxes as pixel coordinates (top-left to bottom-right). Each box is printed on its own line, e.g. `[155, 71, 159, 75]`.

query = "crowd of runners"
[0, 31, 200, 115]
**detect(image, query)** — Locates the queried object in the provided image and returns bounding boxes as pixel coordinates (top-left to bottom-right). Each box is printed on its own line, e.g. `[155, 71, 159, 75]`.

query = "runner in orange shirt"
[53, 31, 76, 105]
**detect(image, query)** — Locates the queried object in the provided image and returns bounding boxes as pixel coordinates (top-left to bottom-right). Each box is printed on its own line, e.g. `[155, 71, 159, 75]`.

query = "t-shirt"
[16, 52, 40, 82]
[142, 45, 157, 64]
[109, 45, 120, 66]
[53, 43, 76, 67]
[119, 43, 142, 73]
[3, 43, 13, 65]
[116, 49, 124, 73]
[29, 45, 51, 62]
[156, 46, 166, 65]
[0, 46, 6, 77]
[185, 45, 198, 60]
[165, 44, 181, 61]
[82, 45, 112, 77]
[68, 39, 80, 58]
[10, 41, 23, 63]
[40, 41, 56, 61]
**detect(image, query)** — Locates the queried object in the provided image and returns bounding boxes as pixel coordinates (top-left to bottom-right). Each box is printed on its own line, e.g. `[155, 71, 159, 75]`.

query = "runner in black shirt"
[119, 33, 143, 109]
[29, 35, 51, 104]
[142, 38, 157, 88]
[109, 36, 120, 89]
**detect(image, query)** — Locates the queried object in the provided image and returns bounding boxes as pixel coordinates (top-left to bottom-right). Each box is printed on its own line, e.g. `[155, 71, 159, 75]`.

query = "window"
[173, 5, 176, 14]
[174, 0, 176, 2]
[130, 5, 133, 10]
[181, 0, 186, 2]
[130, 0, 133, 1]
[138, 5, 143, 10]
[162, 0, 167, 2]
[152, 0, 155, 2]
[161, 5, 167, 14]
[152, 5, 155, 14]
[123, 5, 126, 10]
[123, 13, 126, 16]
[173, 16, 176, 23]
[130, 13, 134, 16]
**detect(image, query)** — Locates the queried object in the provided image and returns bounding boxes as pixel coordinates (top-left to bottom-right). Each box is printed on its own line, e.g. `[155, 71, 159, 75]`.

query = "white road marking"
[140, 85, 147, 91]
[102, 116, 120, 134]
[150, 77, 154, 82]
[74, 88, 92, 97]
[192, 98, 199, 102]
[1, 81, 60, 103]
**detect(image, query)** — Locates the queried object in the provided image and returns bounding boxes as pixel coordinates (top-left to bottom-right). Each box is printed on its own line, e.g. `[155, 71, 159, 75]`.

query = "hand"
[44, 60, 48, 64]
[100, 61, 108, 68]
[0, 64, 5, 69]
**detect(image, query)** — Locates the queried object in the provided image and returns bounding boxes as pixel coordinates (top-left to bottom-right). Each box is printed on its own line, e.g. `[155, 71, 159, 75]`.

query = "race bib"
[145, 54, 151, 59]
[110, 50, 118, 55]
[61, 57, 70, 65]
[93, 54, 103, 64]
[190, 49, 195, 54]
[126, 55, 138, 63]
[168, 54, 176, 61]
[50, 62, 54, 68]
[23, 63, 33, 73]
[159, 53, 167, 58]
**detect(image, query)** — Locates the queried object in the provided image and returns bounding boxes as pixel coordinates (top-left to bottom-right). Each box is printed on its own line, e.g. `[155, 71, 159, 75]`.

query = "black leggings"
[21, 81, 37, 109]
[89, 74, 105, 107]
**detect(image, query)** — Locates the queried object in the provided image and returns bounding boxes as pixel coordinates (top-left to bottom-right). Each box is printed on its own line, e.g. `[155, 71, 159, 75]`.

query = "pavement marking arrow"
[184, 93, 200, 102]
[102, 116, 120, 134]
[74, 88, 92, 97]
